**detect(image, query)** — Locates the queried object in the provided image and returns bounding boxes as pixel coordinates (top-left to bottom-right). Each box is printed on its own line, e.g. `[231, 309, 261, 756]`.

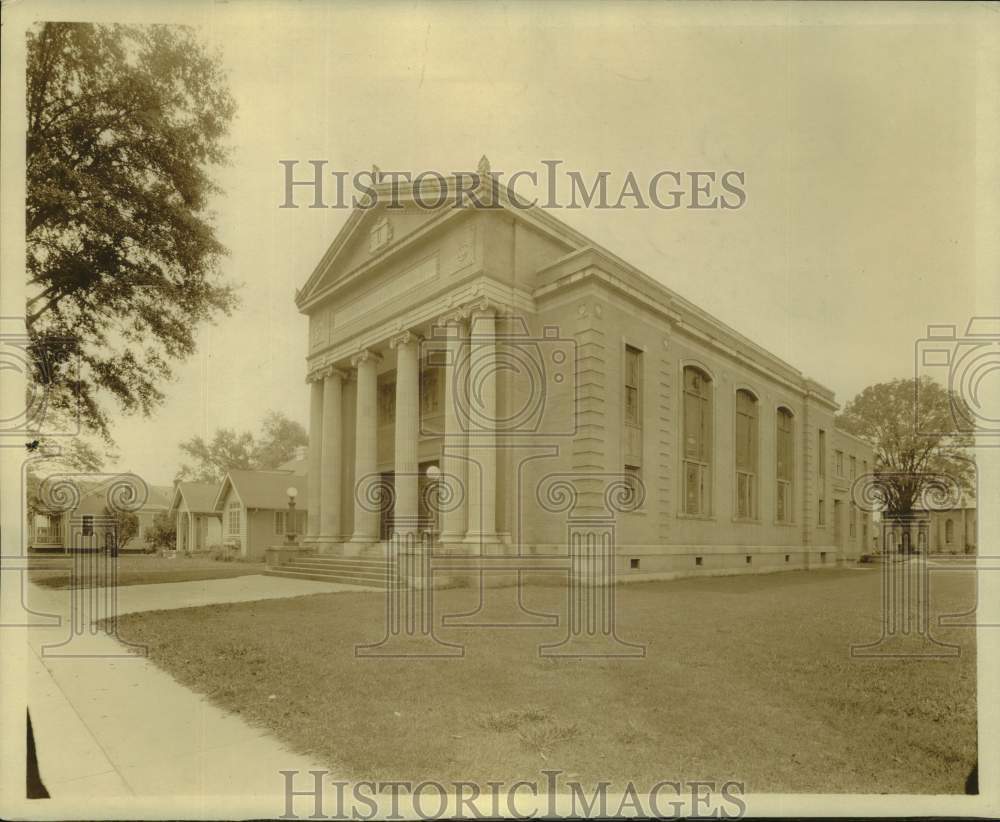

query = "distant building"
[29, 477, 173, 553]
[213, 467, 308, 561]
[169, 482, 223, 553]
[883, 495, 977, 555]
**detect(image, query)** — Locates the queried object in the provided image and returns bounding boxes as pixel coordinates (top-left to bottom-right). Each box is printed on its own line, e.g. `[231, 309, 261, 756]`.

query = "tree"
[175, 411, 307, 482]
[254, 411, 309, 469]
[26, 22, 238, 443]
[101, 505, 139, 556]
[145, 511, 177, 550]
[836, 377, 975, 516]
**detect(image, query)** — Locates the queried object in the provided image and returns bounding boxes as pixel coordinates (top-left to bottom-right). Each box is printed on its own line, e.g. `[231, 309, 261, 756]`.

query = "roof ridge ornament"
[477, 155, 491, 177]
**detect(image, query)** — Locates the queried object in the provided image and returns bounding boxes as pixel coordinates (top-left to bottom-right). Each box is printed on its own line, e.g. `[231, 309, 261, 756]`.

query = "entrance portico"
[304, 299, 503, 556]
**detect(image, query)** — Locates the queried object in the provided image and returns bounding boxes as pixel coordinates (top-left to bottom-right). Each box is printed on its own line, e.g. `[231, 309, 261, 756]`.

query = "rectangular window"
[378, 375, 396, 425]
[228, 501, 240, 536]
[82, 514, 94, 537]
[817, 429, 826, 525]
[274, 510, 287, 536]
[850, 456, 857, 481]
[735, 390, 758, 519]
[682, 367, 712, 515]
[849, 502, 857, 537]
[776, 408, 794, 523]
[835, 450, 844, 477]
[624, 465, 642, 510]
[420, 361, 441, 418]
[624, 346, 641, 426]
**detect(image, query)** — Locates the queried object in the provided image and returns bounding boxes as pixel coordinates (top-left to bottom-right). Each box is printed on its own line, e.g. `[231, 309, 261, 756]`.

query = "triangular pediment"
[296, 200, 465, 311]
[295, 175, 589, 312]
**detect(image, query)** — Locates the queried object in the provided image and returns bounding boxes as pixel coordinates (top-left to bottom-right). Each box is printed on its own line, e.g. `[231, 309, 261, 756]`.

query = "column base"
[462, 533, 511, 555]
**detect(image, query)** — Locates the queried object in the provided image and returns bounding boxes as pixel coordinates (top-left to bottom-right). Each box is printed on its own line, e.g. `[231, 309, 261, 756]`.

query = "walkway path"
[26, 575, 362, 803]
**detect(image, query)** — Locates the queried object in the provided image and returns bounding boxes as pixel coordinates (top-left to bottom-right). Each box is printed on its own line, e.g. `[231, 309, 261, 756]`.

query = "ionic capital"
[350, 349, 383, 368]
[323, 366, 349, 382]
[389, 330, 421, 350]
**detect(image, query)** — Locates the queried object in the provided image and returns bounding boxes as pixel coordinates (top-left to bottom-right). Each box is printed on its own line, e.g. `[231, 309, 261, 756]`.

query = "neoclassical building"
[291, 166, 874, 580]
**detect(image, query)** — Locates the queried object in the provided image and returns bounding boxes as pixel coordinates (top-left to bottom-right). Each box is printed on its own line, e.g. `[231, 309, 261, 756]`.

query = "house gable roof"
[171, 482, 223, 515]
[213, 469, 308, 511]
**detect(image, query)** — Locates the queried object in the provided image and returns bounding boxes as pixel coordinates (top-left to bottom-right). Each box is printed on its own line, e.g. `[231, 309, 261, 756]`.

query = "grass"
[111, 566, 977, 793]
[29, 553, 262, 589]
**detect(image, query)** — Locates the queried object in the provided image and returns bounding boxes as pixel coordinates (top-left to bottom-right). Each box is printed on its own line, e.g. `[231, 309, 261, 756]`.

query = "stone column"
[349, 349, 381, 547]
[391, 331, 420, 537]
[306, 374, 324, 541]
[440, 314, 469, 544]
[320, 367, 346, 542]
[466, 302, 498, 543]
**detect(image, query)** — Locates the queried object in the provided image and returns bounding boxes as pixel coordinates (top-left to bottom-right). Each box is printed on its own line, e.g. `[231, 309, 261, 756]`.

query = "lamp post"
[284, 486, 299, 545]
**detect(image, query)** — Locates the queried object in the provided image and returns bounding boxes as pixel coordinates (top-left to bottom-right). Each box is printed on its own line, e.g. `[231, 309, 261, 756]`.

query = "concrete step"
[290, 558, 390, 571]
[286, 566, 393, 583]
[263, 569, 391, 588]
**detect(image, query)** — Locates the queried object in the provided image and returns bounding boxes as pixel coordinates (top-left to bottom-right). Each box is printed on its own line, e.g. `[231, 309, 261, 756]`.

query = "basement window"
[629, 558, 640, 570]
[785, 554, 790, 563]
[820, 552, 827, 564]
[695, 556, 703, 566]
[745, 555, 752, 564]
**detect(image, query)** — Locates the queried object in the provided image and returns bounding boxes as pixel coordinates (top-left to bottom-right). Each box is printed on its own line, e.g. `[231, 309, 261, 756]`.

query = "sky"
[16, 1, 990, 486]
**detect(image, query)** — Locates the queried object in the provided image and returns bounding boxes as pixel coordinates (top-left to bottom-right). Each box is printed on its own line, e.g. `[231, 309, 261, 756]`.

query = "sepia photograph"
[1, 1, 998, 819]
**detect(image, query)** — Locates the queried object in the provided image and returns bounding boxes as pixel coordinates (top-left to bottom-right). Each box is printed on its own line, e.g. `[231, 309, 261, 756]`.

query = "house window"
[624, 465, 642, 511]
[735, 389, 758, 519]
[945, 518, 955, 544]
[82, 514, 94, 537]
[850, 502, 857, 538]
[378, 376, 396, 425]
[682, 366, 712, 515]
[835, 449, 844, 477]
[818, 499, 826, 527]
[227, 501, 240, 536]
[776, 407, 794, 523]
[850, 455, 857, 481]
[625, 346, 641, 426]
[274, 510, 287, 536]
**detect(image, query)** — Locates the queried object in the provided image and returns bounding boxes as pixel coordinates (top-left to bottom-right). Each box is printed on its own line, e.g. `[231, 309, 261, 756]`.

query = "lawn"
[112, 566, 977, 793]
[29, 553, 262, 589]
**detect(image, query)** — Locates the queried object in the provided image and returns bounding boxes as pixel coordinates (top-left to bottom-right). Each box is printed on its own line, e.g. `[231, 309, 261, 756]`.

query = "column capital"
[389, 330, 422, 350]
[350, 349, 383, 368]
[319, 364, 348, 382]
[467, 296, 502, 318]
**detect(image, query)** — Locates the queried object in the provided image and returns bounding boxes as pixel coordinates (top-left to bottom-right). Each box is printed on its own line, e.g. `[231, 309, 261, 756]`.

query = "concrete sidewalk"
[26, 575, 361, 801]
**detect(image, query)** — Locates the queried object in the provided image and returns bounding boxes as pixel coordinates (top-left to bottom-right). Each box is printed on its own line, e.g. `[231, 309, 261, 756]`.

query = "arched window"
[776, 407, 794, 523]
[683, 366, 713, 515]
[735, 390, 758, 519]
[945, 518, 955, 544]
